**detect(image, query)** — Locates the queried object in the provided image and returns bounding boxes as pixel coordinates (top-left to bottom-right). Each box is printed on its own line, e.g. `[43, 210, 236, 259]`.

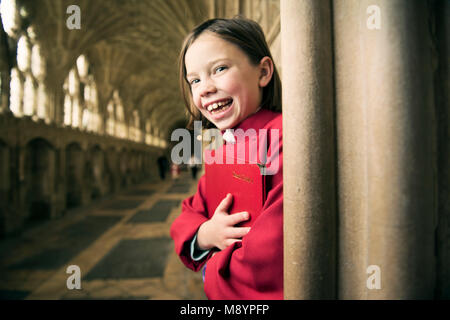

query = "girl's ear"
[258, 56, 274, 88]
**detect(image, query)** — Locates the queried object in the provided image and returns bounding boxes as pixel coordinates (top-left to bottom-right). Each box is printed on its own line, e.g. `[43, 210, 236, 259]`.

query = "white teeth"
[206, 99, 232, 113]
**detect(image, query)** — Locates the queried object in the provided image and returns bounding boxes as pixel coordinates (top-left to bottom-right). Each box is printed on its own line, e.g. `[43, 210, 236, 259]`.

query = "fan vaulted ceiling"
[20, 0, 210, 137]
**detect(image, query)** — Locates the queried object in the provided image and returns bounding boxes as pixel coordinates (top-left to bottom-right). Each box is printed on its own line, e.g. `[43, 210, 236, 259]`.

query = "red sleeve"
[170, 174, 214, 272]
[204, 117, 283, 300]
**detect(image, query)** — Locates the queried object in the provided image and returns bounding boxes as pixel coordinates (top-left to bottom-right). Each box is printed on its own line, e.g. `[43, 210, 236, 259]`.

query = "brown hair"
[179, 17, 282, 129]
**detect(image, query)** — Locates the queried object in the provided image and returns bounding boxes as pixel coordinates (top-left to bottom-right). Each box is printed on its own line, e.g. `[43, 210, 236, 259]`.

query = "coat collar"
[220, 108, 276, 144]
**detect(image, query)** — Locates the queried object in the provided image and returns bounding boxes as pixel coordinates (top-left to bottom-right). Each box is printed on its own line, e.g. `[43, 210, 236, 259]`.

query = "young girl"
[170, 17, 283, 300]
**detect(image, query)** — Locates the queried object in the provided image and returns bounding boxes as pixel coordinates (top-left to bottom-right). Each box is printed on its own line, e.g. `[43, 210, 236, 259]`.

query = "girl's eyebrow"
[186, 58, 230, 78]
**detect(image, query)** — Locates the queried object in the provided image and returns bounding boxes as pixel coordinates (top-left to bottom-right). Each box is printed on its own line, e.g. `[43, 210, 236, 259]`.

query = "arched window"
[67, 68, 78, 96]
[31, 44, 43, 78]
[145, 119, 152, 145]
[82, 74, 100, 133]
[63, 92, 71, 126]
[63, 68, 79, 127]
[9, 67, 22, 115]
[1, 1, 47, 120]
[131, 109, 141, 142]
[0, 0, 20, 38]
[72, 94, 80, 128]
[63, 55, 100, 132]
[115, 93, 126, 139]
[106, 100, 115, 136]
[16, 35, 30, 72]
[23, 73, 34, 115]
[31, 43, 47, 120]
[76, 55, 88, 79]
[36, 81, 47, 120]
[81, 107, 90, 130]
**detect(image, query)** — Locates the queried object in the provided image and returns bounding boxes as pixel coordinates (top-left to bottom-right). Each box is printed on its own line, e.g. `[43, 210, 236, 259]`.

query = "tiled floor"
[0, 171, 206, 300]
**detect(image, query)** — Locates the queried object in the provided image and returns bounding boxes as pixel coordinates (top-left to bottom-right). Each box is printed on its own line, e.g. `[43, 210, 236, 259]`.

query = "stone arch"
[25, 137, 55, 222]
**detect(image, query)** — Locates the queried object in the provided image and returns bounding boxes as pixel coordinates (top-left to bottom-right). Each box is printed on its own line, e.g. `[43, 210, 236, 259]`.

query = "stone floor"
[0, 170, 206, 300]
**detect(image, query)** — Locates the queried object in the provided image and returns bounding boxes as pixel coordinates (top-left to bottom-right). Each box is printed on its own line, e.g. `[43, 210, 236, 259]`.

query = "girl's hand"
[197, 193, 251, 251]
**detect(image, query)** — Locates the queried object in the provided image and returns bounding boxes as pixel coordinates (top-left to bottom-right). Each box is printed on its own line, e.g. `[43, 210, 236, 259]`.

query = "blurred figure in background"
[188, 154, 201, 180]
[157, 153, 169, 180]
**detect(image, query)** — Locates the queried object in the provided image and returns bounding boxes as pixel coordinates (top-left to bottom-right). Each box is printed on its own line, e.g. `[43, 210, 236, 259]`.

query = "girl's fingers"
[215, 193, 233, 214]
[226, 226, 251, 239]
[228, 211, 250, 225]
[219, 227, 251, 249]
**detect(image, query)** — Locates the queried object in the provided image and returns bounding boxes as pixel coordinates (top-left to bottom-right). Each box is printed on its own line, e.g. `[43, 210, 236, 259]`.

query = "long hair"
[179, 17, 282, 129]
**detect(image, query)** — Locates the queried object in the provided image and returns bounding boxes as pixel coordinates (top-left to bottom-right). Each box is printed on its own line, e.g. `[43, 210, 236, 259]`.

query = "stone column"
[281, 0, 336, 299]
[45, 69, 66, 126]
[333, 0, 436, 299]
[435, 0, 450, 299]
[208, 0, 216, 18]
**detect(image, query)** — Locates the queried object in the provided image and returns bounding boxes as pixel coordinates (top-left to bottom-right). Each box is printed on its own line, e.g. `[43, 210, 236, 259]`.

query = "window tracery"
[1, 0, 47, 120]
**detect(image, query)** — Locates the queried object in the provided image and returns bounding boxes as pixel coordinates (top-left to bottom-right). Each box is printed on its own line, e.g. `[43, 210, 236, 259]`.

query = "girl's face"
[185, 32, 270, 130]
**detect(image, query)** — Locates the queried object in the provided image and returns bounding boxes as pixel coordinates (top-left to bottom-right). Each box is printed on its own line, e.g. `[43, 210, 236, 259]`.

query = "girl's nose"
[199, 78, 217, 97]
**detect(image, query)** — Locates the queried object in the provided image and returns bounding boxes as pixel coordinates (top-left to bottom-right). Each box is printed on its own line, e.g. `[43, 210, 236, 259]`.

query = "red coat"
[170, 109, 283, 299]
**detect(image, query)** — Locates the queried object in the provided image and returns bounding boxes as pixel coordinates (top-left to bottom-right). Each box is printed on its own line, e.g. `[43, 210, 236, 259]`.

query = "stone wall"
[0, 112, 163, 237]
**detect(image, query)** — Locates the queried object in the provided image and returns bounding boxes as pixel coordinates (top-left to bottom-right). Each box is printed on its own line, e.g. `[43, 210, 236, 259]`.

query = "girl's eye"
[190, 79, 200, 85]
[215, 66, 227, 73]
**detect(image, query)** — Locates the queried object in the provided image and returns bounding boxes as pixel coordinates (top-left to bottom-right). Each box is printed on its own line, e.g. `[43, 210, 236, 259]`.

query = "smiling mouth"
[206, 99, 233, 114]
